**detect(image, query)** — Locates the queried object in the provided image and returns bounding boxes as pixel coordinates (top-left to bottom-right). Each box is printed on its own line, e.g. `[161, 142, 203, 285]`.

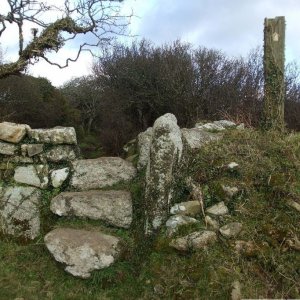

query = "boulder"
[181, 128, 220, 151]
[145, 113, 183, 233]
[220, 222, 243, 238]
[21, 144, 44, 157]
[165, 215, 199, 235]
[195, 122, 225, 132]
[0, 122, 28, 143]
[0, 141, 18, 155]
[71, 157, 136, 191]
[14, 165, 49, 189]
[170, 200, 201, 216]
[28, 127, 77, 145]
[50, 168, 70, 188]
[213, 120, 236, 128]
[170, 230, 217, 251]
[206, 201, 229, 216]
[43, 145, 76, 162]
[44, 228, 121, 278]
[0, 186, 41, 239]
[137, 127, 153, 170]
[50, 190, 132, 228]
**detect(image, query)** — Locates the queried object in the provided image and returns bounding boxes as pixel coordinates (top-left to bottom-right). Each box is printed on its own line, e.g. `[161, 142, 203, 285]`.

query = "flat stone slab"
[206, 201, 229, 216]
[14, 165, 49, 189]
[44, 228, 121, 278]
[50, 190, 132, 228]
[28, 127, 77, 145]
[181, 128, 220, 150]
[0, 122, 28, 143]
[71, 157, 136, 191]
[0, 186, 41, 239]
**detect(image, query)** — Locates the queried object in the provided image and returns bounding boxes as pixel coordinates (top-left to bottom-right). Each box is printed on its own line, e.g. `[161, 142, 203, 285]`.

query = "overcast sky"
[2, 0, 300, 87]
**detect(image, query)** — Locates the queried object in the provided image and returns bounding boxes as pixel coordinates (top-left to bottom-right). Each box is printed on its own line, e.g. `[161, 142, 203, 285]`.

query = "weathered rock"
[170, 230, 217, 251]
[2, 156, 33, 164]
[181, 128, 220, 150]
[170, 200, 201, 216]
[220, 222, 243, 238]
[137, 127, 153, 170]
[43, 145, 76, 162]
[14, 165, 49, 189]
[166, 215, 199, 235]
[145, 113, 183, 233]
[50, 190, 132, 228]
[44, 228, 121, 278]
[21, 144, 44, 157]
[222, 185, 239, 198]
[0, 122, 28, 143]
[213, 120, 236, 128]
[231, 280, 242, 300]
[234, 240, 259, 256]
[286, 199, 300, 213]
[0, 186, 41, 239]
[28, 127, 77, 145]
[71, 157, 136, 191]
[236, 123, 245, 130]
[206, 201, 229, 216]
[50, 168, 70, 188]
[0, 141, 18, 155]
[195, 122, 225, 131]
[205, 215, 220, 230]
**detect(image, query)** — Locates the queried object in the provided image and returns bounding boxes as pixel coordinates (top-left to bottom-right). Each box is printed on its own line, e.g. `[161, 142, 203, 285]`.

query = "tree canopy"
[0, 0, 131, 79]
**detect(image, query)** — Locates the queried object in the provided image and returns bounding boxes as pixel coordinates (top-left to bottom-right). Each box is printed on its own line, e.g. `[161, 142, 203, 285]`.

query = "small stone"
[44, 228, 121, 278]
[166, 215, 199, 235]
[0, 141, 18, 155]
[205, 215, 219, 230]
[228, 162, 239, 169]
[14, 165, 49, 189]
[170, 200, 201, 216]
[21, 144, 44, 157]
[220, 222, 243, 238]
[0, 122, 28, 143]
[50, 168, 70, 188]
[28, 127, 77, 145]
[170, 230, 217, 251]
[206, 201, 229, 216]
[222, 185, 239, 198]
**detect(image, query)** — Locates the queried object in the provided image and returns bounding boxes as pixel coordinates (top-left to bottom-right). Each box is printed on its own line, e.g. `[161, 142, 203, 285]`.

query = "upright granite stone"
[44, 228, 122, 278]
[50, 190, 132, 228]
[145, 113, 183, 234]
[0, 122, 28, 143]
[71, 157, 136, 191]
[28, 127, 77, 144]
[0, 186, 41, 239]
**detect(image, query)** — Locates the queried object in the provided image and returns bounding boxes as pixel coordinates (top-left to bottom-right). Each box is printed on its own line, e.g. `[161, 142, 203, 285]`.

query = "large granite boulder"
[0, 186, 41, 239]
[145, 113, 183, 234]
[44, 228, 122, 278]
[71, 157, 136, 191]
[28, 127, 77, 144]
[50, 190, 132, 228]
[14, 165, 49, 189]
[0, 122, 28, 143]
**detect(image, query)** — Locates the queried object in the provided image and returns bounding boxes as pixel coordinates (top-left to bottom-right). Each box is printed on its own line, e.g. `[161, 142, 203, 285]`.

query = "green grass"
[1, 128, 300, 299]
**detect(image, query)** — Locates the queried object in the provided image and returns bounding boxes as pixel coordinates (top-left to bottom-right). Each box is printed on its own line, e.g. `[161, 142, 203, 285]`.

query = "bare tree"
[0, 0, 131, 79]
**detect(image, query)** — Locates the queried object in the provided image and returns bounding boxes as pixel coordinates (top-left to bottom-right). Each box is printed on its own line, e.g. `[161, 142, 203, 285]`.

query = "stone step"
[44, 228, 122, 278]
[70, 157, 137, 191]
[50, 190, 132, 228]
